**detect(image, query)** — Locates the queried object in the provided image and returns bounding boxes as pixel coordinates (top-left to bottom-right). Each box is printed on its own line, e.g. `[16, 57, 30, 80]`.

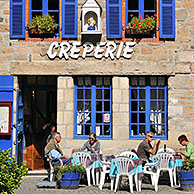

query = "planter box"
[28, 28, 56, 38]
[60, 172, 81, 189]
[178, 170, 194, 190]
[125, 28, 154, 38]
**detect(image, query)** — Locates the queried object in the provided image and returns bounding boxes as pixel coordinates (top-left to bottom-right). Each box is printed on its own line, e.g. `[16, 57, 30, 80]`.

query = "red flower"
[133, 23, 136, 27]
[65, 164, 67, 166]
[154, 14, 157, 17]
[69, 162, 73, 165]
[139, 14, 142, 19]
[151, 16, 153, 18]
[130, 14, 133, 17]
[52, 15, 54, 18]
[146, 15, 148, 17]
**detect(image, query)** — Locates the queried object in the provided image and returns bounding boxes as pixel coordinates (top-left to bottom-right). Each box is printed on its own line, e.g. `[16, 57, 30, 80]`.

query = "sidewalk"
[15, 175, 194, 194]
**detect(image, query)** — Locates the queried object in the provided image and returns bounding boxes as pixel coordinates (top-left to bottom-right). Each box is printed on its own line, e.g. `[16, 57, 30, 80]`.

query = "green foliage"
[0, 150, 28, 194]
[126, 15, 156, 34]
[54, 162, 86, 181]
[181, 159, 194, 171]
[27, 14, 57, 34]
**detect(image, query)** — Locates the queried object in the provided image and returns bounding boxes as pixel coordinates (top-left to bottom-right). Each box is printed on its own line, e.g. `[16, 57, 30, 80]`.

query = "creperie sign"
[46, 41, 135, 60]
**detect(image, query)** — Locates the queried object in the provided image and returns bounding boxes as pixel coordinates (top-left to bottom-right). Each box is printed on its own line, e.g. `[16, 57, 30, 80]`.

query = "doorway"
[20, 76, 57, 170]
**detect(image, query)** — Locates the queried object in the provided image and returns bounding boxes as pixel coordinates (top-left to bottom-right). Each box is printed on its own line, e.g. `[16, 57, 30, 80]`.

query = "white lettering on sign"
[46, 41, 136, 60]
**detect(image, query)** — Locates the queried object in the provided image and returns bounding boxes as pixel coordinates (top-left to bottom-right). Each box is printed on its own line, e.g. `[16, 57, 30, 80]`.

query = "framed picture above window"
[74, 77, 112, 140]
[0, 102, 12, 135]
[129, 76, 168, 140]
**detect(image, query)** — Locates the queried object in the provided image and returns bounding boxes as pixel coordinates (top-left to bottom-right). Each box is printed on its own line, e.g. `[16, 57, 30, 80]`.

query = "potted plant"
[178, 159, 194, 189]
[27, 14, 57, 37]
[54, 162, 86, 189]
[125, 14, 156, 37]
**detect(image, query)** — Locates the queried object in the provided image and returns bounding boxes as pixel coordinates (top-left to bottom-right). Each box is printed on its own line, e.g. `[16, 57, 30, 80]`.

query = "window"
[106, 0, 175, 39]
[129, 77, 167, 140]
[126, 0, 156, 22]
[74, 77, 112, 139]
[30, 0, 59, 37]
[10, 0, 78, 39]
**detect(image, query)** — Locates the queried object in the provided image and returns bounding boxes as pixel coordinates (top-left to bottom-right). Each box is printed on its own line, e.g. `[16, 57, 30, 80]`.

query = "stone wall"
[0, 0, 194, 154]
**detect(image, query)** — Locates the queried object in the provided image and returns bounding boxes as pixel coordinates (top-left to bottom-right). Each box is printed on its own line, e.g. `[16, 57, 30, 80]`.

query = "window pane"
[150, 77, 157, 86]
[85, 77, 91, 86]
[96, 113, 102, 123]
[84, 112, 91, 123]
[104, 89, 110, 99]
[77, 77, 83, 87]
[37, 76, 46, 85]
[139, 125, 145, 135]
[131, 113, 137, 123]
[85, 125, 91, 135]
[48, 12, 59, 24]
[139, 101, 145, 111]
[27, 76, 36, 85]
[77, 112, 83, 123]
[158, 125, 165, 136]
[131, 125, 137, 135]
[131, 89, 137, 99]
[158, 101, 164, 110]
[158, 77, 165, 86]
[131, 77, 138, 86]
[128, 12, 139, 22]
[85, 101, 91, 111]
[131, 101, 137, 111]
[77, 101, 83, 111]
[139, 113, 145, 123]
[96, 77, 102, 87]
[32, 0, 42, 10]
[139, 77, 146, 86]
[150, 125, 157, 134]
[48, 0, 58, 10]
[158, 89, 164, 99]
[128, 0, 138, 10]
[77, 90, 83, 99]
[32, 12, 42, 18]
[96, 90, 102, 99]
[77, 125, 83, 135]
[144, 0, 155, 10]
[150, 101, 157, 110]
[85, 89, 91, 99]
[104, 77, 111, 87]
[151, 89, 157, 99]
[96, 101, 102, 111]
[104, 101, 110, 111]
[104, 125, 110, 135]
[139, 89, 145, 99]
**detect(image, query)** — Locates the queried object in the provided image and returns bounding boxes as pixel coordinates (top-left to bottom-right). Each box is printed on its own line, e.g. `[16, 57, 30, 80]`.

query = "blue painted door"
[16, 90, 24, 165]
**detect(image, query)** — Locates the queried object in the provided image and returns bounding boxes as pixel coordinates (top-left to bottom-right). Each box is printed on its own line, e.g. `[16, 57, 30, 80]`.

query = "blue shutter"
[106, 0, 122, 39]
[159, 0, 175, 38]
[10, 0, 25, 38]
[62, 0, 77, 38]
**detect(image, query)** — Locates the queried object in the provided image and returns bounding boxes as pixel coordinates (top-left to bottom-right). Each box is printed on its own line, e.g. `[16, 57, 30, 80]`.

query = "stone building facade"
[0, 0, 194, 169]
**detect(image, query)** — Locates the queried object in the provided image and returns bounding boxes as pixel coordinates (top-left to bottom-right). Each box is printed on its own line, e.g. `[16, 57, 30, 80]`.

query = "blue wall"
[0, 75, 14, 156]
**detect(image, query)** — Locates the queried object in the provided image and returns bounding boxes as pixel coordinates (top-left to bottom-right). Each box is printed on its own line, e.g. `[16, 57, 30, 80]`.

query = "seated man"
[137, 131, 161, 164]
[45, 132, 71, 165]
[176, 134, 194, 160]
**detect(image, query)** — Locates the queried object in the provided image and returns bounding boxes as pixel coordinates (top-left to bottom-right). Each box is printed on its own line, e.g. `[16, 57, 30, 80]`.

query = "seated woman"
[75, 132, 100, 153]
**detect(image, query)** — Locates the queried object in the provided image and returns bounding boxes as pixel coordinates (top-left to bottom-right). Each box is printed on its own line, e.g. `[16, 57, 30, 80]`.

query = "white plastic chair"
[142, 153, 175, 191]
[114, 157, 138, 193]
[157, 147, 175, 154]
[72, 151, 93, 186]
[118, 151, 138, 158]
[99, 160, 111, 190]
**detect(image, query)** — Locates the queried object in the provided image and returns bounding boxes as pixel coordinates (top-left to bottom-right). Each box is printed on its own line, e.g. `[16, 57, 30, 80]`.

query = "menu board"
[0, 103, 11, 135]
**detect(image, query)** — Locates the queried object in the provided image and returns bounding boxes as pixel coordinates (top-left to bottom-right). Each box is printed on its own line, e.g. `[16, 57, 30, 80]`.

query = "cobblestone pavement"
[15, 175, 194, 194]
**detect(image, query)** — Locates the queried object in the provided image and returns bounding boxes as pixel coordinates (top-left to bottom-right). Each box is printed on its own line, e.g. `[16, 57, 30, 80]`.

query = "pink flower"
[139, 14, 142, 19]
[186, 162, 189, 165]
[52, 15, 54, 18]
[146, 15, 148, 17]
[130, 14, 133, 17]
